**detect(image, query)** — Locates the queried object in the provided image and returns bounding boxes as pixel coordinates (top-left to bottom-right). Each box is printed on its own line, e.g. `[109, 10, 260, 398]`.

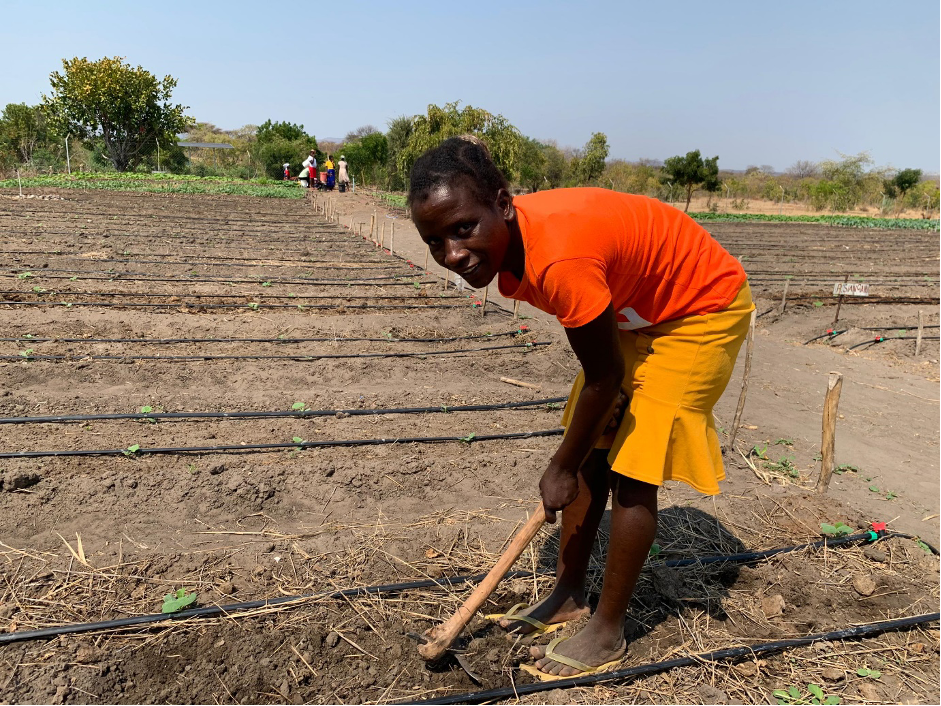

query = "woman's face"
[411, 180, 514, 289]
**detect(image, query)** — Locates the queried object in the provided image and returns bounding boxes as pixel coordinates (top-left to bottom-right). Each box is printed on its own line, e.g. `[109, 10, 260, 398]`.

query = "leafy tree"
[578, 132, 609, 185]
[344, 125, 379, 142]
[661, 150, 721, 212]
[342, 131, 388, 187]
[0, 103, 56, 166]
[385, 115, 414, 190]
[42, 56, 192, 172]
[541, 141, 567, 189]
[518, 137, 548, 192]
[399, 101, 523, 184]
[251, 120, 317, 179]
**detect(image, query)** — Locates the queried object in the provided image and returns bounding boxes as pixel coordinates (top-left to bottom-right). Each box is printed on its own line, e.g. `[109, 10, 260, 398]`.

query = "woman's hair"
[408, 135, 509, 207]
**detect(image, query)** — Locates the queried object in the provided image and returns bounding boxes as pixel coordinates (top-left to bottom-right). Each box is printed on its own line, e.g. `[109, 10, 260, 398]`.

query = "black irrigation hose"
[0, 300, 467, 311]
[2, 290, 467, 302]
[858, 324, 941, 331]
[0, 329, 529, 345]
[0, 341, 550, 363]
[411, 613, 941, 705]
[0, 396, 567, 425]
[0, 428, 566, 459]
[804, 329, 848, 344]
[0, 531, 932, 648]
[20, 273, 429, 286]
[847, 336, 940, 351]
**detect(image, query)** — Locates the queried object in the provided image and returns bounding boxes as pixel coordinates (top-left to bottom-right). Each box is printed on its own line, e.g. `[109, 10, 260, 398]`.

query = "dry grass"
[0, 495, 938, 704]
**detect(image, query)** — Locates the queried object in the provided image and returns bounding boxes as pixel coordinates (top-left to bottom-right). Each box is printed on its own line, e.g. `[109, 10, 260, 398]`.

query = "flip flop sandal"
[484, 603, 567, 638]
[520, 636, 626, 682]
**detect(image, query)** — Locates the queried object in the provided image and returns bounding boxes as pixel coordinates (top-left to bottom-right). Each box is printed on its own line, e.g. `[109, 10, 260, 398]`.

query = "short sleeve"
[539, 258, 611, 328]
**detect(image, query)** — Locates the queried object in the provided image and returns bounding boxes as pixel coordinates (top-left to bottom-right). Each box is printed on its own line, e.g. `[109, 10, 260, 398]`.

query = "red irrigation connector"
[871, 521, 887, 534]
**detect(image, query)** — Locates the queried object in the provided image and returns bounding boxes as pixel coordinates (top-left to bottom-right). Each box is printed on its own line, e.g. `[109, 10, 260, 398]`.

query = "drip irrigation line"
[411, 613, 940, 704]
[19, 273, 428, 287]
[846, 335, 940, 351]
[8, 253, 395, 270]
[10, 264, 403, 278]
[2, 290, 467, 303]
[805, 324, 940, 345]
[0, 396, 566, 425]
[804, 329, 848, 344]
[0, 531, 931, 647]
[0, 341, 550, 363]
[0, 428, 566, 459]
[0, 329, 530, 345]
[0, 300, 467, 311]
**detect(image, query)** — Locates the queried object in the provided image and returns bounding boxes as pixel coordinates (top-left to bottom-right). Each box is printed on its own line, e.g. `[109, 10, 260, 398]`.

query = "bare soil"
[0, 187, 937, 705]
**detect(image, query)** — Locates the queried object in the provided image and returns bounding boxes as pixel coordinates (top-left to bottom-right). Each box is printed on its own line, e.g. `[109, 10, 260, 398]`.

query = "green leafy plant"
[19, 349, 34, 359]
[820, 522, 853, 537]
[291, 402, 307, 411]
[161, 588, 197, 614]
[648, 543, 661, 557]
[856, 667, 881, 679]
[775, 438, 794, 446]
[32, 286, 46, 293]
[261, 281, 272, 287]
[751, 444, 769, 459]
[292, 436, 306, 445]
[139, 405, 157, 423]
[765, 455, 799, 478]
[122, 444, 141, 457]
[460, 432, 477, 443]
[813, 301, 824, 308]
[17, 271, 35, 279]
[247, 302, 260, 311]
[833, 464, 858, 475]
[869, 485, 880, 493]
[772, 683, 840, 705]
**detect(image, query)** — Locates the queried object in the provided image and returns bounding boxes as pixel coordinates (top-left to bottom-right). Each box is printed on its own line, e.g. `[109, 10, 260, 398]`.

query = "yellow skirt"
[561, 282, 754, 495]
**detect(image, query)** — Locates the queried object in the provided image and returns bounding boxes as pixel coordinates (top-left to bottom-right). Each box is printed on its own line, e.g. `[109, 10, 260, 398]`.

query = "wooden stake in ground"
[726, 309, 757, 454]
[815, 371, 844, 493]
[480, 285, 488, 316]
[915, 310, 925, 358]
[418, 504, 546, 662]
[380, 222, 385, 249]
[424, 249, 429, 271]
[832, 274, 849, 327]
[389, 222, 395, 255]
[778, 279, 790, 315]
[513, 300, 520, 320]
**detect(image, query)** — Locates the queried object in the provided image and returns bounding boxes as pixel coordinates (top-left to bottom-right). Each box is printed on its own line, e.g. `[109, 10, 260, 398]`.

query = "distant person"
[323, 154, 336, 190]
[302, 150, 317, 188]
[337, 155, 350, 191]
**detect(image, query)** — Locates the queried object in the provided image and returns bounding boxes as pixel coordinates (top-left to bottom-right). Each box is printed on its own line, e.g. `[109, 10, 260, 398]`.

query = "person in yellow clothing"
[409, 136, 753, 679]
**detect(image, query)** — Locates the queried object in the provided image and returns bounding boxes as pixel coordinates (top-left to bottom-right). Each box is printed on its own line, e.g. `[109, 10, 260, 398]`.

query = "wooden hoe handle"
[418, 504, 547, 661]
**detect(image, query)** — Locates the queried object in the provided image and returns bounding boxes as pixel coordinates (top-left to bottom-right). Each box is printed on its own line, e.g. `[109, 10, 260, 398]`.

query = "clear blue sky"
[2, 0, 938, 171]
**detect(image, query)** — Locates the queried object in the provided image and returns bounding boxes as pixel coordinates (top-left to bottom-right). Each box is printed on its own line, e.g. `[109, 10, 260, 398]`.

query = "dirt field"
[0, 187, 938, 705]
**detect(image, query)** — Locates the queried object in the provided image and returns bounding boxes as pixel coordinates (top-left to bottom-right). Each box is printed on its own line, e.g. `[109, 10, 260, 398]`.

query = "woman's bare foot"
[529, 620, 626, 676]
[497, 591, 590, 636]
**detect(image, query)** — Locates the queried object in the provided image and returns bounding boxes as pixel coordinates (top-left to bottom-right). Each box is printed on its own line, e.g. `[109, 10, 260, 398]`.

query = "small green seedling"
[261, 281, 272, 287]
[856, 667, 881, 679]
[774, 438, 793, 446]
[62, 302, 73, 308]
[766, 456, 799, 478]
[916, 540, 932, 554]
[884, 490, 897, 500]
[868, 485, 880, 493]
[187, 463, 197, 474]
[813, 300, 824, 308]
[751, 444, 768, 459]
[19, 349, 34, 359]
[291, 402, 307, 411]
[247, 302, 260, 311]
[545, 402, 562, 410]
[460, 432, 477, 443]
[122, 444, 141, 457]
[820, 522, 853, 537]
[161, 588, 197, 614]
[440, 405, 451, 413]
[32, 286, 46, 293]
[292, 436, 306, 445]
[648, 543, 661, 557]
[773, 683, 840, 705]
[17, 271, 34, 279]
[139, 405, 157, 423]
[833, 464, 858, 475]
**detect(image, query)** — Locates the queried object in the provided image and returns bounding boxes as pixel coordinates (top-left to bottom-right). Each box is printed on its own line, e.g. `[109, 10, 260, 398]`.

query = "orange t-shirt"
[497, 189, 746, 329]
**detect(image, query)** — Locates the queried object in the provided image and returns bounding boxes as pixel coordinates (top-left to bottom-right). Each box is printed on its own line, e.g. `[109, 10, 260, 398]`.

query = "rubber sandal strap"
[487, 603, 552, 633]
[543, 636, 598, 674]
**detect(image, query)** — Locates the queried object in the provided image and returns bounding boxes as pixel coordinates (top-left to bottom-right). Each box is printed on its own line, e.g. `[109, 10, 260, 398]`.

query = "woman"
[409, 136, 752, 678]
